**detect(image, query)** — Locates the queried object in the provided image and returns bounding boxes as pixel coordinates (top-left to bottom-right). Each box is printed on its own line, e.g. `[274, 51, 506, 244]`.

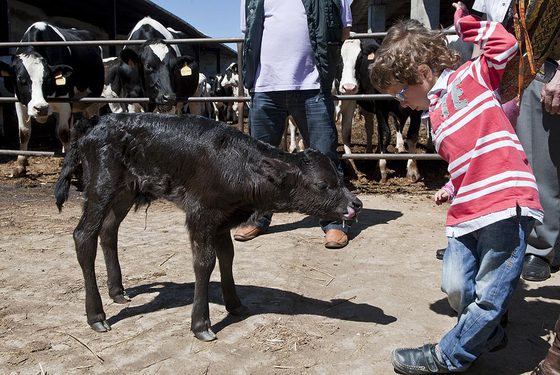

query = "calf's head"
[255, 149, 362, 221]
[0, 50, 72, 121]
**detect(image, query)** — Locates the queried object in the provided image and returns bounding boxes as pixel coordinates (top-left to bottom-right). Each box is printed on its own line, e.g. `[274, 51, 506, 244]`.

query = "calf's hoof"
[112, 292, 131, 304]
[407, 169, 421, 183]
[194, 328, 217, 342]
[227, 304, 249, 316]
[90, 320, 111, 332]
[11, 166, 26, 178]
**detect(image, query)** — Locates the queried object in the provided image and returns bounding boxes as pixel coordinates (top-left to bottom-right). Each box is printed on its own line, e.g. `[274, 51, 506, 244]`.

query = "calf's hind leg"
[74, 165, 123, 332]
[99, 190, 136, 304]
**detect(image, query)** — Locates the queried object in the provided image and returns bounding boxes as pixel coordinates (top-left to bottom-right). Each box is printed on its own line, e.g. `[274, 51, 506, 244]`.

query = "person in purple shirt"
[235, 0, 353, 249]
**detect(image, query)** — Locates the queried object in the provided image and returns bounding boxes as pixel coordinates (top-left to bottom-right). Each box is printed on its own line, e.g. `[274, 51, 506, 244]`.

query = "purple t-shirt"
[241, 0, 352, 92]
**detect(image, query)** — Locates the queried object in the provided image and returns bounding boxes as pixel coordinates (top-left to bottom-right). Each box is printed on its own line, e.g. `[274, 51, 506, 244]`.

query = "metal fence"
[0, 32, 446, 160]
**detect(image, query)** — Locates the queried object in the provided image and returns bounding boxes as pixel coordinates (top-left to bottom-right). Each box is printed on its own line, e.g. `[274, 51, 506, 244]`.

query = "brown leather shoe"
[532, 317, 560, 375]
[233, 225, 264, 242]
[324, 229, 348, 249]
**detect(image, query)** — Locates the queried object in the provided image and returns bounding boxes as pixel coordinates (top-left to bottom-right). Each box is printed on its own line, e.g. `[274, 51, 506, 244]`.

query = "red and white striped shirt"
[428, 14, 543, 237]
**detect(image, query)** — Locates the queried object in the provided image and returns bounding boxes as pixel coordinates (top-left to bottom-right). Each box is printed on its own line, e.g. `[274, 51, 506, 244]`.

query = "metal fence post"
[236, 41, 245, 133]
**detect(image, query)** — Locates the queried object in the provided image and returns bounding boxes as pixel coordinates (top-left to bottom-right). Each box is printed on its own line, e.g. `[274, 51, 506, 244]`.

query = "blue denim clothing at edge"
[439, 211, 534, 371]
[249, 89, 346, 233]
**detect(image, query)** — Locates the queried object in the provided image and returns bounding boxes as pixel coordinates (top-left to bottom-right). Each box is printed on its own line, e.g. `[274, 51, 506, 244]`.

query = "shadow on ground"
[109, 280, 397, 335]
[255, 207, 403, 241]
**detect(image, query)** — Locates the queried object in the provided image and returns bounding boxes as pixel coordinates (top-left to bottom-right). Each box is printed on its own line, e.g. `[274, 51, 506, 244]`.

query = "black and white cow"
[338, 38, 422, 183]
[187, 72, 214, 118]
[119, 17, 199, 113]
[208, 73, 235, 122]
[219, 62, 250, 123]
[101, 56, 144, 114]
[0, 22, 104, 177]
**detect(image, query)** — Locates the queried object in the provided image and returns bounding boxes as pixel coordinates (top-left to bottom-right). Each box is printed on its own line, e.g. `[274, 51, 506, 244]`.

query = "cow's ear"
[50, 65, 73, 86]
[0, 61, 13, 77]
[176, 56, 197, 77]
[120, 48, 140, 66]
[0, 61, 14, 93]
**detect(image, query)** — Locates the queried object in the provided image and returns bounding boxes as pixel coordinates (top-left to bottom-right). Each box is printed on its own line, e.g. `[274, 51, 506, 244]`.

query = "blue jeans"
[439, 213, 534, 371]
[249, 90, 345, 233]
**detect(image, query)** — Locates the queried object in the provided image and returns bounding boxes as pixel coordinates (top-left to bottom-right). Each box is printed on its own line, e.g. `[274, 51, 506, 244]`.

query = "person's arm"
[453, 2, 518, 90]
[340, 0, 352, 41]
[240, 0, 247, 34]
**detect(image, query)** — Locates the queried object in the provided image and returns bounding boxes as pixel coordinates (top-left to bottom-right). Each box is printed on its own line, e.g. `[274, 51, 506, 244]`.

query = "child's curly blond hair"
[369, 19, 461, 92]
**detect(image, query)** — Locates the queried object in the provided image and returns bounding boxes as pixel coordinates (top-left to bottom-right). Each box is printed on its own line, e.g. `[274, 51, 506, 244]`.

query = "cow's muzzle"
[343, 197, 362, 220]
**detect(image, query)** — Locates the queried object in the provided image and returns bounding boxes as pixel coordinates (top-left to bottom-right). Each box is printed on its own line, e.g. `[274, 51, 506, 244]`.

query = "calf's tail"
[54, 116, 98, 211]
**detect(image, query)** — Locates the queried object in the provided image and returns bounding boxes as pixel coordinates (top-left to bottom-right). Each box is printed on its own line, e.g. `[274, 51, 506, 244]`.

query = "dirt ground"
[1, 115, 559, 375]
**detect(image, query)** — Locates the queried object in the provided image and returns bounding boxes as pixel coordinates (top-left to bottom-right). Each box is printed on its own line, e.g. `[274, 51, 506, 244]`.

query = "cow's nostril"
[352, 198, 363, 211]
[34, 105, 49, 115]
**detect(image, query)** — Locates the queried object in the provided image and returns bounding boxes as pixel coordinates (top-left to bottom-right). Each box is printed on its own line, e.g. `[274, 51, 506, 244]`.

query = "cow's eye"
[18, 78, 28, 85]
[316, 182, 328, 190]
[144, 64, 153, 72]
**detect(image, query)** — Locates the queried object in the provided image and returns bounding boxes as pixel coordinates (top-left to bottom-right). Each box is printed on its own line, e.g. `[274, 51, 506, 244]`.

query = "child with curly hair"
[370, 2, 543, 374]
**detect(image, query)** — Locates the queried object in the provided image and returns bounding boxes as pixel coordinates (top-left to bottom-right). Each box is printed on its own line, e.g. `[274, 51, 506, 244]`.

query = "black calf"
[55, 113, 362, 341]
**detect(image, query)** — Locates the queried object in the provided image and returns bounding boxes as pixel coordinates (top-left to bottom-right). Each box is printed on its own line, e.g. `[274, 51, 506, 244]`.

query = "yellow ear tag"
[181, 64, 192, 76]
[367, 52, 375, 61]
[55, 73, 66, 86]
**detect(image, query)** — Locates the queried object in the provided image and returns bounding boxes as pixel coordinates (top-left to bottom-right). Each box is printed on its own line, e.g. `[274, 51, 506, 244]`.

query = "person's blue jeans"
[249, 89, 345, 233]
[439, 212, 534, 371]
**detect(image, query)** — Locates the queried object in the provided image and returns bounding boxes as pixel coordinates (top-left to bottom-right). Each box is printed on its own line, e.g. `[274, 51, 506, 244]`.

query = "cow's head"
[0, 50, 72, 120]
[338, 39, 380, 95]
[220, 62, 239, 88]
[121, 39, 178, 112]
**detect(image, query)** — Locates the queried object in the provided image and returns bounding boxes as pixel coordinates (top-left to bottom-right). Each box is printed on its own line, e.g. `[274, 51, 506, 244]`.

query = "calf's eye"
[316, 182, 328, 190]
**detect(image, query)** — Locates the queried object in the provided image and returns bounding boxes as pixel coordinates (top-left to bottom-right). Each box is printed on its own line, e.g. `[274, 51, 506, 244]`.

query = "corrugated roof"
[10, 0, 237, 57]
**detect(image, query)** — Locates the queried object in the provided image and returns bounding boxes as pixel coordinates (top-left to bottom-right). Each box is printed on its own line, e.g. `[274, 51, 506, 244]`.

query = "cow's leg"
[340, 100, 364, 179]
[396, 125, 406, 153]
[13, 103, 30, 177]
[215, 232, 246, 316]
[74, 160, 123, 332]
[376, 108, 391, 183]
[363, 110, 374, 154]
[188, 222, 218, 341]
[406, 111, 422, 182]
[99, 189, 135, 304]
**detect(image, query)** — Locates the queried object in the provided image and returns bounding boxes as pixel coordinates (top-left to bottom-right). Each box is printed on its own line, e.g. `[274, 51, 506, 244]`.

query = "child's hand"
[434, 188, 450, 205]
[453, 2, 469, 21]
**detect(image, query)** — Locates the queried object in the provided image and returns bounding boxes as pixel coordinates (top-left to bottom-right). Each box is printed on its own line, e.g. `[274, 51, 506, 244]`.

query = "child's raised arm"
[453, 2, 518, 90]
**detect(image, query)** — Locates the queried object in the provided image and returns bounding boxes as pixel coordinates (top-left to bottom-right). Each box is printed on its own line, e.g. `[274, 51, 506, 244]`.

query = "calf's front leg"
[189, 231, 218, 341]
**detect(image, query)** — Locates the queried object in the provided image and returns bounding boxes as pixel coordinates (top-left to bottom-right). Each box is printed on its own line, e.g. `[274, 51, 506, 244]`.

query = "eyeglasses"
[394, 85, 408, 102]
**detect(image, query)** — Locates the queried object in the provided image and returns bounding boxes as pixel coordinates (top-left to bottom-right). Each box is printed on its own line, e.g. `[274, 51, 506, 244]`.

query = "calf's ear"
[253, 157, 291, 186]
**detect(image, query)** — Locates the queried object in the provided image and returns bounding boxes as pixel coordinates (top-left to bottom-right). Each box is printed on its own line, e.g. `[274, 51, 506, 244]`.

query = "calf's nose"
[351, 197, 363, 212]
[162, 94, 176, 103]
